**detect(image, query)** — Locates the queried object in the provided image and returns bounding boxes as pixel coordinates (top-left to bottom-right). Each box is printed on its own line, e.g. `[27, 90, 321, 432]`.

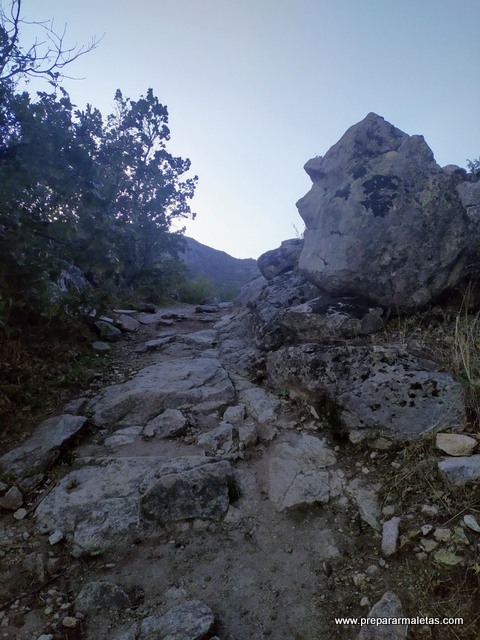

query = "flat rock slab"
[134, 335, 175, 354]
[438, 455, 480, 486]
[143, 409, 188, 439]
[267, 344, 464, 438]
[36, 455, 235, 556]
[177, 329, 218, 347]
[268, 434, 338, 511]
[136, 312, 163, 325]
[88, 356, 235, 426]
[104, 427, 142, 447]
[141, 458, 235, 523]
[35, 456, 161, 556]
[0, 415, 88, 480]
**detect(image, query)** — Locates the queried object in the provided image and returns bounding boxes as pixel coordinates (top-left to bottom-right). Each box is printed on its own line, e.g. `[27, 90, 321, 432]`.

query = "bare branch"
[0, 0, 102, 85]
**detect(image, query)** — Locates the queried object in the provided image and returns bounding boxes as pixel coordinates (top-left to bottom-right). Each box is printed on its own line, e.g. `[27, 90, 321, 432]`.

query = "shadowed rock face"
[297, 112, 471, 312]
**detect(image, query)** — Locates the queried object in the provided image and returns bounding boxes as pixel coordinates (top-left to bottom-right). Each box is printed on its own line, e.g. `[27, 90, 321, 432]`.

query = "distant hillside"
[180, 237, 260, 300]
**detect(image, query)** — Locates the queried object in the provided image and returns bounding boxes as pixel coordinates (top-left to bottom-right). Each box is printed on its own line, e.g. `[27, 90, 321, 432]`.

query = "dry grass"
[0, 321, 108, 450]
[378, 433, 480, 640]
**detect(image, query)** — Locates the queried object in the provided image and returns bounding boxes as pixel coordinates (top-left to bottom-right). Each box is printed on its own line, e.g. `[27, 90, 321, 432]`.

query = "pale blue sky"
[21, 0, 480, 258]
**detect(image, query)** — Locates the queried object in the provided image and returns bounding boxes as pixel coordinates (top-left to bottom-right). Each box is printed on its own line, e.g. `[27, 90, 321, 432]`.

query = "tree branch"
[0, 0, 102, 85]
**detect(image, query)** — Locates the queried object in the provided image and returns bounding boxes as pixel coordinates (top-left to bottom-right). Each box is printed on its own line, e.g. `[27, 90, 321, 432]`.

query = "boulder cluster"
[249, 112, 480, 442]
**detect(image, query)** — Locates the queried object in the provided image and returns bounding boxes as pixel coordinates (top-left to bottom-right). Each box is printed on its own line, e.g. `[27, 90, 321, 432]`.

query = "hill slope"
[180, 236, 260, 300]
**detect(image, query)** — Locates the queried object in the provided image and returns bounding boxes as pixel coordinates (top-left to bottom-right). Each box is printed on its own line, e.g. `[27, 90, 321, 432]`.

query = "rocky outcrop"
[278, 295, 388, 342]
[297, 112, 473, 312]
[248, 272, 321, 350]
[266, 344, 465, 438]
[257, 238, 303, 280]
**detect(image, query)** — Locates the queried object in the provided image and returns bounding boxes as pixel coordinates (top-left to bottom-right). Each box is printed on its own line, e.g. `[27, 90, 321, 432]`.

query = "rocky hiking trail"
[1, 301, 480, 640]
[0, 303, 391, 640]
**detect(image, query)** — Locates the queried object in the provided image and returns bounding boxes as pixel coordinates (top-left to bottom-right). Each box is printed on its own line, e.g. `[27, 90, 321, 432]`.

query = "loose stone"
[464, 514, 480, 533]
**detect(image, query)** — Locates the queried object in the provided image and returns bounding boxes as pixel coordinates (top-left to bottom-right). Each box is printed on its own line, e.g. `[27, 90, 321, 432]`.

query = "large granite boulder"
[297, 113, 472, 312]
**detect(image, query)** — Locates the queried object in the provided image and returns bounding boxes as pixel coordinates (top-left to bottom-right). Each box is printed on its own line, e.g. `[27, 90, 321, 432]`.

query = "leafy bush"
[178, 276, 215, 304]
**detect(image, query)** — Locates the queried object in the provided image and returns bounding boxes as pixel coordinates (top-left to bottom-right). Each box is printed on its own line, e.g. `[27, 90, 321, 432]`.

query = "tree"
[86, 89, 197, 297]
[467, 158, 480, 179]
[0, 0, 100, 86]
[0, 85, 197, 325]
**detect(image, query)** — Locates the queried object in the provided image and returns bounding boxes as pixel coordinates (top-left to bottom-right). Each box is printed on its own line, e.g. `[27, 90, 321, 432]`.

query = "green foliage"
[467, 158, 480, 178]
[0, 83, 197, 328]
[178, 275, 215, 304]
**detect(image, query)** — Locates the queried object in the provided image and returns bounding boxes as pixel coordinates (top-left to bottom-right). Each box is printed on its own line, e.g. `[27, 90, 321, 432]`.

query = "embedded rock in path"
[88, 356, 235, 426]
[140, 457, 235, 523]
[297, 112, 471, 312]
[0, 485, 23, 510]
[0, 414, 88, 480]
[35, 456, 161, 556]
[134, 335, 175, 354]
[346, 478, 381, 531]
[92, 341, 111, 352]
[178, 329, 217, 348]
[438, 455, 480, 486]
[267, 344, 464, 438]
[139, 599, 215, 640]
[268, 434, 339, 511]
[358, 592, 407, 639]
[75, 581, 131, 612]
[94, 320, 122, 342]
[196, 422, 237, 455]
[257, 238, 303, 280]
[278, 295, 388, 343]
[104, 426, 142, 447]
[381, 516, 401, 557]
[143, 408, 188, 439]
[236, 382, 281, 426]
[113, 313, 140, 332]
[136, 312, 162, 325]
[36, 455, 236, 556]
